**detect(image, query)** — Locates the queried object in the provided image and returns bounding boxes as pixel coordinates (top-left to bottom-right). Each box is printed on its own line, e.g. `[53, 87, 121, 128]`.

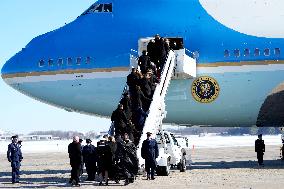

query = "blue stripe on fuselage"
[2, 0, 284, 75]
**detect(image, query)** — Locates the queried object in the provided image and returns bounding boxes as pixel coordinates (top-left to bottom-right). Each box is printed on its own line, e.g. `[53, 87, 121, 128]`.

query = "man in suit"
[68, 136, 82, 186]
[255, 134, 265, 166]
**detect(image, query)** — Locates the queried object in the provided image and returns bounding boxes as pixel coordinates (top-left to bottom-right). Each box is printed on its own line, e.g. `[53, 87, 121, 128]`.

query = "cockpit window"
[82, 3, 113, 15]
[104, 3, 112, 12]
[94, 4, 103, 12]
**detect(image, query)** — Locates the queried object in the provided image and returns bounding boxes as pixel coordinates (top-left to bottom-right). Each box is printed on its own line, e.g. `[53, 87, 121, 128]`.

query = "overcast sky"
[0, 0, 112, 134]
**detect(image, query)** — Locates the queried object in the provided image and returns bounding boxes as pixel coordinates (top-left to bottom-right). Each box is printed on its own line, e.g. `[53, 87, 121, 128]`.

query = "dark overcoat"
[141, 139, 159, 168]
[68, 142, 82, 167]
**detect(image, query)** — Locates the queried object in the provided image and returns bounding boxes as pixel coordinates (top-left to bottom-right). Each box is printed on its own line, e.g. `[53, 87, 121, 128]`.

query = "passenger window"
[76, 57, 81, 65]
[254, 48, 260, 56]
[86, 57, 92, 64]
[39, 60, 45, 67]
[244, 49, 250, 56]
[234, 49, 240, 57]
[58, 58, 63, 66]
[48, 59, 54, 66]
[224, 50, 230, 57]
[67, 58, 72, 65]
[264, 48, 270, 56]
[104, 3, 112, 12]
[275, 48, 281, 56]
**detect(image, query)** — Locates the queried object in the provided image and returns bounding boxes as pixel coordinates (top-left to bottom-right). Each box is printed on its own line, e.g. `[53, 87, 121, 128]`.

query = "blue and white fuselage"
[2, 0, 284, 127]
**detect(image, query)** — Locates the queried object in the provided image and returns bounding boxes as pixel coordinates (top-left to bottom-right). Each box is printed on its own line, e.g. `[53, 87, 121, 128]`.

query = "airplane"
[1, 0, 284, 128]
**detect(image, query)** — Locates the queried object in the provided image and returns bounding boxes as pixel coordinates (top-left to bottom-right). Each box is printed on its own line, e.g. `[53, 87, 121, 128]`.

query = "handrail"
[137, 50, 176, 154]
[160, 54, 174, 96]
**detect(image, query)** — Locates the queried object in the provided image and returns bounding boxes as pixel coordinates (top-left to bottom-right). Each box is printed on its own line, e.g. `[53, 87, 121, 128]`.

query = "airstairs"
[109, 37, 197, 173]
[136, 50, 176, 154]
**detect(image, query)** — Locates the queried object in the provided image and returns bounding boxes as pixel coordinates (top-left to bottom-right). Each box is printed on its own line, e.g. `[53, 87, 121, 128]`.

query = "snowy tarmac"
[0, 135, 284, 188]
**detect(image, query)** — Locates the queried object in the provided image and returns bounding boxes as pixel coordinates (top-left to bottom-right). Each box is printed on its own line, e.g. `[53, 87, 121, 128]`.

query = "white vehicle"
[155, 131, 191, 176]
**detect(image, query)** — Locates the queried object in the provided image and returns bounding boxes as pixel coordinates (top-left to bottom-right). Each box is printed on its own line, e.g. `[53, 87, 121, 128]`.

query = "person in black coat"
[135, 105, 148, 133]
[147, 39, 156, 62]
[123, 133, 138, 185]
[255, 134, 265, 166]
[154, 34, 166, 71]
[111, 104, 129, 136]
[141, 132, 159, 180]
[148, 72, 159, 94]
[97, 137, 113, 186]
[138, 50, 151, 75]
[68, 136, 82, 186]
[79, 138, 84, 176]
[140, 75, 153, 98]
[132, 86, 152, 112]
[82, 139, 97, 181]
[127, 68, 140, 95]
[7, 135, 23, 183]
[120, 92, 132, 120]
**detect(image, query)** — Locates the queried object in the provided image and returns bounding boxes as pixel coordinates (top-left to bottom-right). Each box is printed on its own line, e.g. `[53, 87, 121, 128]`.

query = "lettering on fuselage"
[191, 76, 220, 103]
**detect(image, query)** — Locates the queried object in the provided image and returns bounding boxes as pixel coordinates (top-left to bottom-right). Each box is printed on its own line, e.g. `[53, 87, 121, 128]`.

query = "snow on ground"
[188, 134, 283, 148]
[0, 140, 99, 154]
[0, 135, 283, 154]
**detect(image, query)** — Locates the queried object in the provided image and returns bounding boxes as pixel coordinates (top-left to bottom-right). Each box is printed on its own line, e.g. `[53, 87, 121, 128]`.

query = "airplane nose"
[1, 52, 22, 85]
[1, 58, 14, 82]
[1, 49, 25, 79]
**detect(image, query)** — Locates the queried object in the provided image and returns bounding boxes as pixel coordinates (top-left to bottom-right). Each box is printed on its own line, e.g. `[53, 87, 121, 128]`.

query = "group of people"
[111, 34, 172, 146]
[68, 134, 138, 186]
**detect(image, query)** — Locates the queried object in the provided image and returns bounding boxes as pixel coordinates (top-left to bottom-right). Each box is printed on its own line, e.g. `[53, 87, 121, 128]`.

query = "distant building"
[0, 135, 53, 141]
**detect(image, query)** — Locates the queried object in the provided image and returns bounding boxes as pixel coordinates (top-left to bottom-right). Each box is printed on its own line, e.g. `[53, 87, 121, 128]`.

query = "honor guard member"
[141, 132, 159, 180]
[7, 135, 23, 183]
[97, 136, 112, 186]
[82, 139, 97, 181]
[255, 134, 265, 166]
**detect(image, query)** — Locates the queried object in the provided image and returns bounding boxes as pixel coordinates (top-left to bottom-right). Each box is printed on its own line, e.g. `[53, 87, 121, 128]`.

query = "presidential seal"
[191, 76, 220, 103]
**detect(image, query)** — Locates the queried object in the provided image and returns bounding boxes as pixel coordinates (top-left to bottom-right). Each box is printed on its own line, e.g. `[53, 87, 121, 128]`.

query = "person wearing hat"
[141, 132, 159, 180]
[7, 135, 23, 183]
[82, 139, 97, 181]
[97, 136, 112, 185]
[255, 134, 265, 166]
